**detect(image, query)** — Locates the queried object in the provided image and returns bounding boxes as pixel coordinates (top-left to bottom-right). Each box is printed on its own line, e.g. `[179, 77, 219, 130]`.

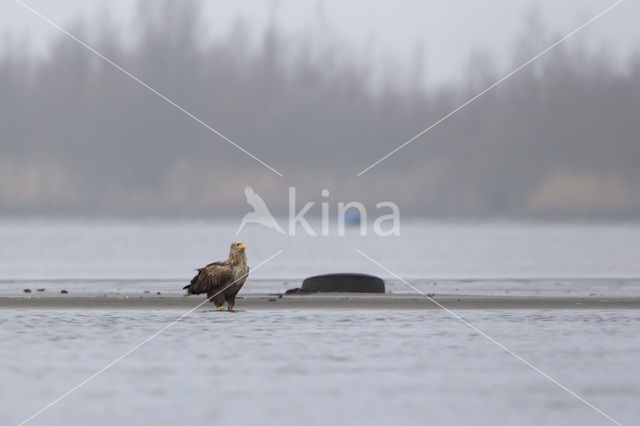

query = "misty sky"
[2, 0, 640, 217]
[3, 0, 638, 88]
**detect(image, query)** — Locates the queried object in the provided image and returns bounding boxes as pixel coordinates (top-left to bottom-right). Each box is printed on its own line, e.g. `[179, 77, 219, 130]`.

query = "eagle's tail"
[183, 272, 200, 296]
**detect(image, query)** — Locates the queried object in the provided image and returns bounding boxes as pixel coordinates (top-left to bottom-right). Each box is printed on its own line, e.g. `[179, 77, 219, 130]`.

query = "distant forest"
[1, 1, 639, 217]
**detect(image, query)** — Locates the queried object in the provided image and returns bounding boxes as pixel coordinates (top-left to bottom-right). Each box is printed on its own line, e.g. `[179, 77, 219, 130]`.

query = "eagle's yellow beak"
[239, 242, 247, 249]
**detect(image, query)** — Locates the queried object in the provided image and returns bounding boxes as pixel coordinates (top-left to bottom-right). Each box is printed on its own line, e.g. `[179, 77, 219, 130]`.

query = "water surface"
[2, 219, 639, 425]
[1, 308, 638, 426]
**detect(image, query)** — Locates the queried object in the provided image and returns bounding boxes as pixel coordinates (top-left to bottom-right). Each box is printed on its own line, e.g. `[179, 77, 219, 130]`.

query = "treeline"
[1, 1, 639, 217]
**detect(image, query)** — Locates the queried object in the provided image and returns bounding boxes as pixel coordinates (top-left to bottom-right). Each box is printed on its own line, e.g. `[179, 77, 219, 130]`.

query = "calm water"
[1, 218, 640, 280]
[1, 219, 640, 425]
[1, 309, 639, 426]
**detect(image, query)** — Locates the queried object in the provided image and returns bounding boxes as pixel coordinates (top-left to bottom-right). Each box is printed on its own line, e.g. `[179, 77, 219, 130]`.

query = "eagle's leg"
[225, 294, 237, 312]
[210, 292, 225, 310]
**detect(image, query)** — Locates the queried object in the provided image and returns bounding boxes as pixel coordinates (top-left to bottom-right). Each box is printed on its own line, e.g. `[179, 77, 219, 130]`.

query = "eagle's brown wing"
[186, 261, 235, 295]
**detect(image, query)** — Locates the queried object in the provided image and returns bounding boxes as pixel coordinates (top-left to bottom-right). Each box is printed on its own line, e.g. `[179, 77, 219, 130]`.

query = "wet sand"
[2, 293, 640, 309]
[3, 278, 639, 309]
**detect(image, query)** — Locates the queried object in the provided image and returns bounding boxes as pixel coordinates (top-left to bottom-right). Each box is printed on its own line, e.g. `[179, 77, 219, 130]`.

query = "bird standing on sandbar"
[183, 242, 249, 311]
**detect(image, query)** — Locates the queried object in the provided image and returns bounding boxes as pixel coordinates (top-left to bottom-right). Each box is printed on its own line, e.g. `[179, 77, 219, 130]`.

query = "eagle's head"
[229, 241, 247, 263]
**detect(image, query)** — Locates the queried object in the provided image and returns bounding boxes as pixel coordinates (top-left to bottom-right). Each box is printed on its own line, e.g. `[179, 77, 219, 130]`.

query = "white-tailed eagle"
[183, 242, 249, 311]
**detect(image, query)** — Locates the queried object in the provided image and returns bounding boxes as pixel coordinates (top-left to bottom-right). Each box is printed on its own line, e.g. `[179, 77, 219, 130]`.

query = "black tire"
[301, 273, 385, 293]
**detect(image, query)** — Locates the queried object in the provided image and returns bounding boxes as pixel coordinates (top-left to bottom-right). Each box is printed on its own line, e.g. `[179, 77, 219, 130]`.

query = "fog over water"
[3, 4, 640, 426]
[2, 0, 640, 217]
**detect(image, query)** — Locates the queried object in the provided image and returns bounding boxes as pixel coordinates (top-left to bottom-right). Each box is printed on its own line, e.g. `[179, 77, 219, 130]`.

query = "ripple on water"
[0, 309, 639, 425]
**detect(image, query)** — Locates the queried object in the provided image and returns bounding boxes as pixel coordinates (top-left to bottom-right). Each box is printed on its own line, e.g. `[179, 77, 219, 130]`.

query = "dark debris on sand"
[284, 287, 317, 295]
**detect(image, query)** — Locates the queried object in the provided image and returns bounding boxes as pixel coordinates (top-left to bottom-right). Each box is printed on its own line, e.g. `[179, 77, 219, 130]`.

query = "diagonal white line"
[14, 0, 283, 177]
[17, 250, 283, 426]
[356, 249, 622, 426]
[356, 0, 625, 176]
